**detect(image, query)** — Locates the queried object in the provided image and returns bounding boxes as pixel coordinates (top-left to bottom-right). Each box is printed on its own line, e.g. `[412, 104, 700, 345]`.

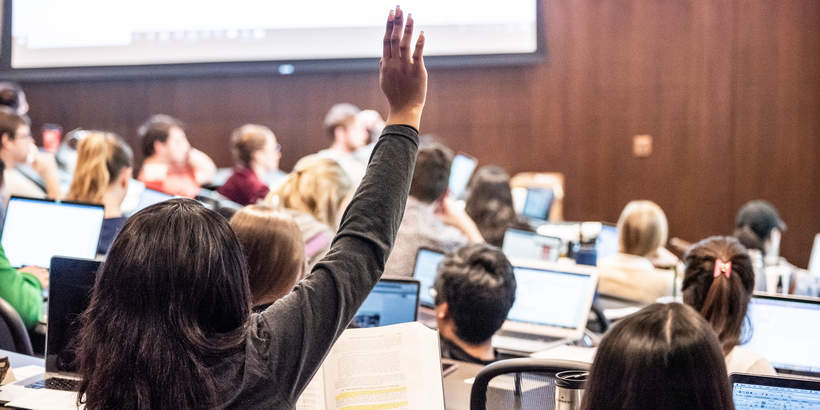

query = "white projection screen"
[0, 0, 542, 80]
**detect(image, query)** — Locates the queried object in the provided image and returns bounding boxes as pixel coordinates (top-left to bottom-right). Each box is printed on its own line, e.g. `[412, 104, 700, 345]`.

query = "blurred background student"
[66, 131, 133, 255]
[269, 156, 354, 266]
[597, 200, 677, 303]
[465, 165, 533, 247]
[218, 124, 284, 206]
[230, 205, 306, 312]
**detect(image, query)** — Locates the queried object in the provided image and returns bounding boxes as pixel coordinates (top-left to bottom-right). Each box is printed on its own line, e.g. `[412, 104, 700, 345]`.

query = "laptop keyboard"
[27, 377, 81, 391]
[493, 332, 568, 354]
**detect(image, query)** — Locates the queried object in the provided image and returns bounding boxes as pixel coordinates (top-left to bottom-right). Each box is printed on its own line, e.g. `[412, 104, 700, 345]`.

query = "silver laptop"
[731, 372, 820, 409]
[1, 196, 104, 268]
[744, 293, 820, 376]
[17, 257, 101, 392]
[502, 228, 562, 262]
[493, 260, 599, 354]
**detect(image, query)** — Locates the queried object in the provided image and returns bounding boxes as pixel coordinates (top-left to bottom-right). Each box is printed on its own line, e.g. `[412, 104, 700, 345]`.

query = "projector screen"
[1, 0, 542, 80]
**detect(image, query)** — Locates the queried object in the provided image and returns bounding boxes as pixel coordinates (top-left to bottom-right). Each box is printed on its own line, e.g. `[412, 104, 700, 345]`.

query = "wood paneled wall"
[18, 1, 820, 266]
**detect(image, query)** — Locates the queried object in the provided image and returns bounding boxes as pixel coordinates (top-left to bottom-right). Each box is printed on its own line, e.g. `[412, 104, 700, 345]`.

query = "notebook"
[731, 373, 820, 409]
[411, 247, 446, 308]
[502, 228, 562, 262]
[352, 279, 420, 328]
[493, 260, 599, 354]
[0, 196, 104, 268]
[744, 293, 820, 376]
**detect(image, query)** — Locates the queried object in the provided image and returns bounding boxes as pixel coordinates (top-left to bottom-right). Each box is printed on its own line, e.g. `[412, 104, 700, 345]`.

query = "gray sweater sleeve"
[254, 124, 419, 403]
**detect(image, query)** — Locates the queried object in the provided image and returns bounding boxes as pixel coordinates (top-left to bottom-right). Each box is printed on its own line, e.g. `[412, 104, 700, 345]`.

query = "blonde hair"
[273, 156, 353, 228]
[617, 200, 669, 257]
[231, 124, 275, 166]
[67, 132, 133, 204]
[230, 205, 305, 306]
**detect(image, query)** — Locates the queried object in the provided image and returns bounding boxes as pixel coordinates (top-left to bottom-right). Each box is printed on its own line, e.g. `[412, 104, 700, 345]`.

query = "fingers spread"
[390, 6, 404, 59]
[383, 10, 394, 59]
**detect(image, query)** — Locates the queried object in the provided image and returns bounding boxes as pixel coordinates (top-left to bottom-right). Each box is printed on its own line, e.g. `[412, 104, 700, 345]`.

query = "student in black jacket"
[74, 7, 428, 409]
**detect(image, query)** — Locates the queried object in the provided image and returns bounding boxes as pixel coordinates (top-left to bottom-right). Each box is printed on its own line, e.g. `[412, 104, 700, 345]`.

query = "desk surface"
[0, 350, 43, 369]
[443, 360, 484, 410]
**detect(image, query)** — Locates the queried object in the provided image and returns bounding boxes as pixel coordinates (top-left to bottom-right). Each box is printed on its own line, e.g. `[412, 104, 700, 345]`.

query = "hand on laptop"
[20, 265, 49, 288]
[381, 5, 427, 130]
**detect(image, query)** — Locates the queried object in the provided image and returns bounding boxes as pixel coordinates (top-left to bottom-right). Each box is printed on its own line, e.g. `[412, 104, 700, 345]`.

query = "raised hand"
[380, 6, 427, 130]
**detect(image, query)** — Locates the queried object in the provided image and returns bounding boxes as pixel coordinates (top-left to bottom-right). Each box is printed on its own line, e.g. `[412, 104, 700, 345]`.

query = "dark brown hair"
[230, 205, 306, 307]
[582, 303, 734, 410]
[76, 199, 250, 409]
[138, 114, 184, 157]
[465, 165, 533, 247]
[409, 143, 453, 203]
[682, 236, 755, 354]
[0, 108, 30, 141]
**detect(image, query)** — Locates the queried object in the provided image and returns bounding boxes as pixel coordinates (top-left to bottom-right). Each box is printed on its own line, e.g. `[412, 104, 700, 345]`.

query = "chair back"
[0, 297, 34, 355]
[470, 358, 590, 410]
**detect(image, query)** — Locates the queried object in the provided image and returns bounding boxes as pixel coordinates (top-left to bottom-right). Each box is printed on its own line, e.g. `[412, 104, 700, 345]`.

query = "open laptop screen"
[744, 295, 820, 375]
[413, 248, 446, 307]
[448, 154, 477, 200]
[46, 257, 100, 375]
[352, 279, 419, 328]
[502, 229, 561, 262]
[1, 197, 104, 267]
[596, 224, 619, 261]
[732, 373, 820, 409]
[521, 188, 553, 221]
[507, 265, 596, 329]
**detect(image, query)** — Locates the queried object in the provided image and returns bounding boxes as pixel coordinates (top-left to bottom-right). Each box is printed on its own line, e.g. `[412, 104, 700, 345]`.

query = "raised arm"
[255, 6, 427, 402]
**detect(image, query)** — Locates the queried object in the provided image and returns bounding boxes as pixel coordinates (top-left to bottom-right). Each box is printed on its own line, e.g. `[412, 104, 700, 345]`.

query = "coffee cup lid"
[555, 370, 588, 389]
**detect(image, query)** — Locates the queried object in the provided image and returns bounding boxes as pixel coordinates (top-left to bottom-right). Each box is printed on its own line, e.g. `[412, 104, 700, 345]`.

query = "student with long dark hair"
[682, 236, 776, 375]
[581, 303, 735, 410]
[464, 165, 532, 247]
[75, 8, 427, 408]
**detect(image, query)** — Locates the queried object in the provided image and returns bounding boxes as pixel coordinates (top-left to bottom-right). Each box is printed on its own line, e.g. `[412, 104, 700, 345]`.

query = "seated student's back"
[682, 236, 776, 375]
[269, 156, 353, 267]
[581, 303, 734, 410]
[230, 205, 305, 312]
[597, 200, 676, 303]
[465, 165, 533, 247]
[434, 244, 516, 365]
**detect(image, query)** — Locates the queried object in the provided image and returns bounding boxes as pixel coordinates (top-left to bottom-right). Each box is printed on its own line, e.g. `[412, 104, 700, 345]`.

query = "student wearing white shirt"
[312, 103, 370, 185]
[0, 109, 61, 203]
[682, 236, 776, 375]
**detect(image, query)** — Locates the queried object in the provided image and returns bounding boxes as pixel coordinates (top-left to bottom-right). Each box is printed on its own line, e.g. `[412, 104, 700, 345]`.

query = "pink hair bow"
[713, 260, 732, 279]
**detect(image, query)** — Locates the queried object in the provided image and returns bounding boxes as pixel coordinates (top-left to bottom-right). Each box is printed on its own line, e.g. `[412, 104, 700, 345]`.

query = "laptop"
[493, 260, 599, 354]
[809, 233, 820, 279]
[352, 279, 420, 328]
[21, 257, 101, 392]
[448, 153, 477, 200]
[731, 373, 820, 409]
[743, 293, 820, 376]
[0, 196, 104, 268]
[502, 228, 562, 262]
[520, 187, 554, 223]
[412, 247, 446, 308]
[595, 223, 619, 261]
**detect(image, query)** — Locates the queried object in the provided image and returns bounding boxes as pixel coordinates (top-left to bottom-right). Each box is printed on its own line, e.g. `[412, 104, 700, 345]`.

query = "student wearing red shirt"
[137, 114, 216, 198]
[218, 124, 282, 205]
